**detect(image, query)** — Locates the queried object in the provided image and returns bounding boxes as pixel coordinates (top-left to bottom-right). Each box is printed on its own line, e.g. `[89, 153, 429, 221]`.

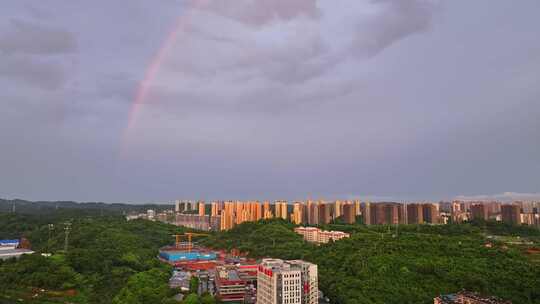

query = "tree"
[200, 293, 216, 304]
[183, 293, 200, 304]
[190, 277, 199, 294]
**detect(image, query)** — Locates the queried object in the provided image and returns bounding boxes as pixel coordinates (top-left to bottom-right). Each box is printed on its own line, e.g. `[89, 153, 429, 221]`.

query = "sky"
[1, 0, 539, 203]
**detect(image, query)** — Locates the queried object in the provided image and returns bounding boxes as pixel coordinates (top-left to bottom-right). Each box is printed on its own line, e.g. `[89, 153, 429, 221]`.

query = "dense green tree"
[1, 211, 538, 304]
[203, 219, 540, 304]
[112, 268, 172, 304]
[190, 277, 199, 294]
[183, 293, 200, 304]
[200, 293, 216, 304]
[0, 214, 190, 304]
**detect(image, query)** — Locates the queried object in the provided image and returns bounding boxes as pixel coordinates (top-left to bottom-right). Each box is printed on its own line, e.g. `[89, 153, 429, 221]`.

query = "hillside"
[0, 213, 189, 304]
[202, 220, 540, 304]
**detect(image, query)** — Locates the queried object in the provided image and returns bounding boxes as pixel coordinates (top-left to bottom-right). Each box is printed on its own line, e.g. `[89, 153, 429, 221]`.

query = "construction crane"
[172, 232, 209, 252]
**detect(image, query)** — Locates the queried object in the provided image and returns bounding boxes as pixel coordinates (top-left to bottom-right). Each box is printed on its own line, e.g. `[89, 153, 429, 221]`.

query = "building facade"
[257, 259, 318, 304]
[470, 204, 489, 221]
[294, 227, 349, 244]
[501, 205, 521, 225]
[434, 291, 511, 304]
[342, 203, 356, 224]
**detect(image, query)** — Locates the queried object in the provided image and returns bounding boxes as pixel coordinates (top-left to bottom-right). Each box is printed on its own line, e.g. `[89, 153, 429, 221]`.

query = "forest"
[0, 213, 189, 304]
[201, 219, 540, 304]
[1, 208, 539, 304]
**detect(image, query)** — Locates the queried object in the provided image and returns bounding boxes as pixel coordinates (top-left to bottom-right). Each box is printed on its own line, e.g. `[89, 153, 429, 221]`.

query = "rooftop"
[436, 291, 511, 304]
[0, 248, 34, 260]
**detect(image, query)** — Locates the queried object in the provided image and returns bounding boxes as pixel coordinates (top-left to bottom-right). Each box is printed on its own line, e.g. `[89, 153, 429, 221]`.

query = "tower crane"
[171, 232, 209, 252]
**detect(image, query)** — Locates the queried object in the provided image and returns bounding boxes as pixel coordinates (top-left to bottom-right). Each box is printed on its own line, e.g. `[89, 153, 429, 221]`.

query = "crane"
[171, 232, 209, 252]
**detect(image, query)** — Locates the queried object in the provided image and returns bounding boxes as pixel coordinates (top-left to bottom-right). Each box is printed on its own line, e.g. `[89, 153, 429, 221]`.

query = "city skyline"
[2, 1, 540, 202]
[3, 191, 540, 205]
[131, 198, 540, 231]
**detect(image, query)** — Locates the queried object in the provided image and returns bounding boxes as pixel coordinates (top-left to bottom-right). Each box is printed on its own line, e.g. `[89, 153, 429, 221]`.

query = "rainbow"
[124, 0, 211, 143]
[126, 16, 185, 132]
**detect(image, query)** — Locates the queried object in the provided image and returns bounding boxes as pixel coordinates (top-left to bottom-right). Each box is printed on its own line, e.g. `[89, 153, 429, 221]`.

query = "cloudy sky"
[1, 0, 539, 203]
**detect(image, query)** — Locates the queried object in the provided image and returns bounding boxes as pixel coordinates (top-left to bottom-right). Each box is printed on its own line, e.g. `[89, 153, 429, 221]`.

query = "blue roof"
[0, 240, 19, 245]
[159, 250, 216, 262]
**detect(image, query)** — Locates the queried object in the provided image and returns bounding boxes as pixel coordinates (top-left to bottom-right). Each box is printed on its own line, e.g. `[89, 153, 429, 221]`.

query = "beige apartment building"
[294, 227, 350, 244]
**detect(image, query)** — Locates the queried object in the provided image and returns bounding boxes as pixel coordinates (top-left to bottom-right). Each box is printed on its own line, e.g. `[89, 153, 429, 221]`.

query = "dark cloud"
[0, 55, 67, 90]
[0, 19, 77, 55]
[0, 0, 539, 202]
[187, 0, 319, 26]
[170, 0, 438, 85]
[455, 192, 540, 202]
[350, 0, 437, 57]
[96, 73, 137, 102]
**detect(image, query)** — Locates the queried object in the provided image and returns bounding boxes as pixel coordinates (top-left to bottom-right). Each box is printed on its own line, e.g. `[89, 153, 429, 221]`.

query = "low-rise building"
[216, 265, 247, 302]
[0, 239, 34, 260]
[169, 270, 191, 291]
[175, 214, 221, 231]
[294, 227, 350, 244]
[434, 291, 511, 304]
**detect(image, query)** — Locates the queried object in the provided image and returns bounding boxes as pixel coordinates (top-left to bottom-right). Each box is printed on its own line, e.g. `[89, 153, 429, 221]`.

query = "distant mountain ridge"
[0, 198, 172, 215]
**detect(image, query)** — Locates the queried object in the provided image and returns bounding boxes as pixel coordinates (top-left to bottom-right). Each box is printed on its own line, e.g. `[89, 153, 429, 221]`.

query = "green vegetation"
[183, 293, 200, 304]
[178, 293, 216, 304]
[190, 277, 199, 294]
[2, 207, 539, 304]
[0, 213, 190, 303]
[202, 219, 540, 304]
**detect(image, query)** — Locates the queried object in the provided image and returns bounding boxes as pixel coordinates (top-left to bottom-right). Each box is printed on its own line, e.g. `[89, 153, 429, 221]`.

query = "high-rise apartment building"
[306, 200, 313, 224]
[361, 202, 371, 225]
[485, 201, 502, 216]
[422, 203, 439, 224]
[407, 203, 424, 224]
[263, 201, 273, 219]
[307, 201, 319, 226]
[292, 203, 305, 225]
[501, 205, 521, 225]
[470, 204, 488, 221]
[318, 202, 332, 225]
[450, 201, 467, 223]
[354, 200, 361, 217]
[334, 200, 342, 219]
[275, 201, 288, 220]
[254, 202, 263, 221]
[368, 202, 405, 225]
[220, 201, 236, 231]
[198, 201, 206, 216]
[216, 201, 268, 231]
[342, 203, 355, 224]
[190, 200, 198, 211]
[257, 259, 318, 304]
[211, 202, 221, 217]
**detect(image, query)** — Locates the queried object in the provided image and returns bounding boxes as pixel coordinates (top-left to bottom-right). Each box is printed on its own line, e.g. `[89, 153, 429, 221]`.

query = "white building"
[0, 240, 34, 260]
[257, 259, 318, 304]
[294, 227, 350, 244]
